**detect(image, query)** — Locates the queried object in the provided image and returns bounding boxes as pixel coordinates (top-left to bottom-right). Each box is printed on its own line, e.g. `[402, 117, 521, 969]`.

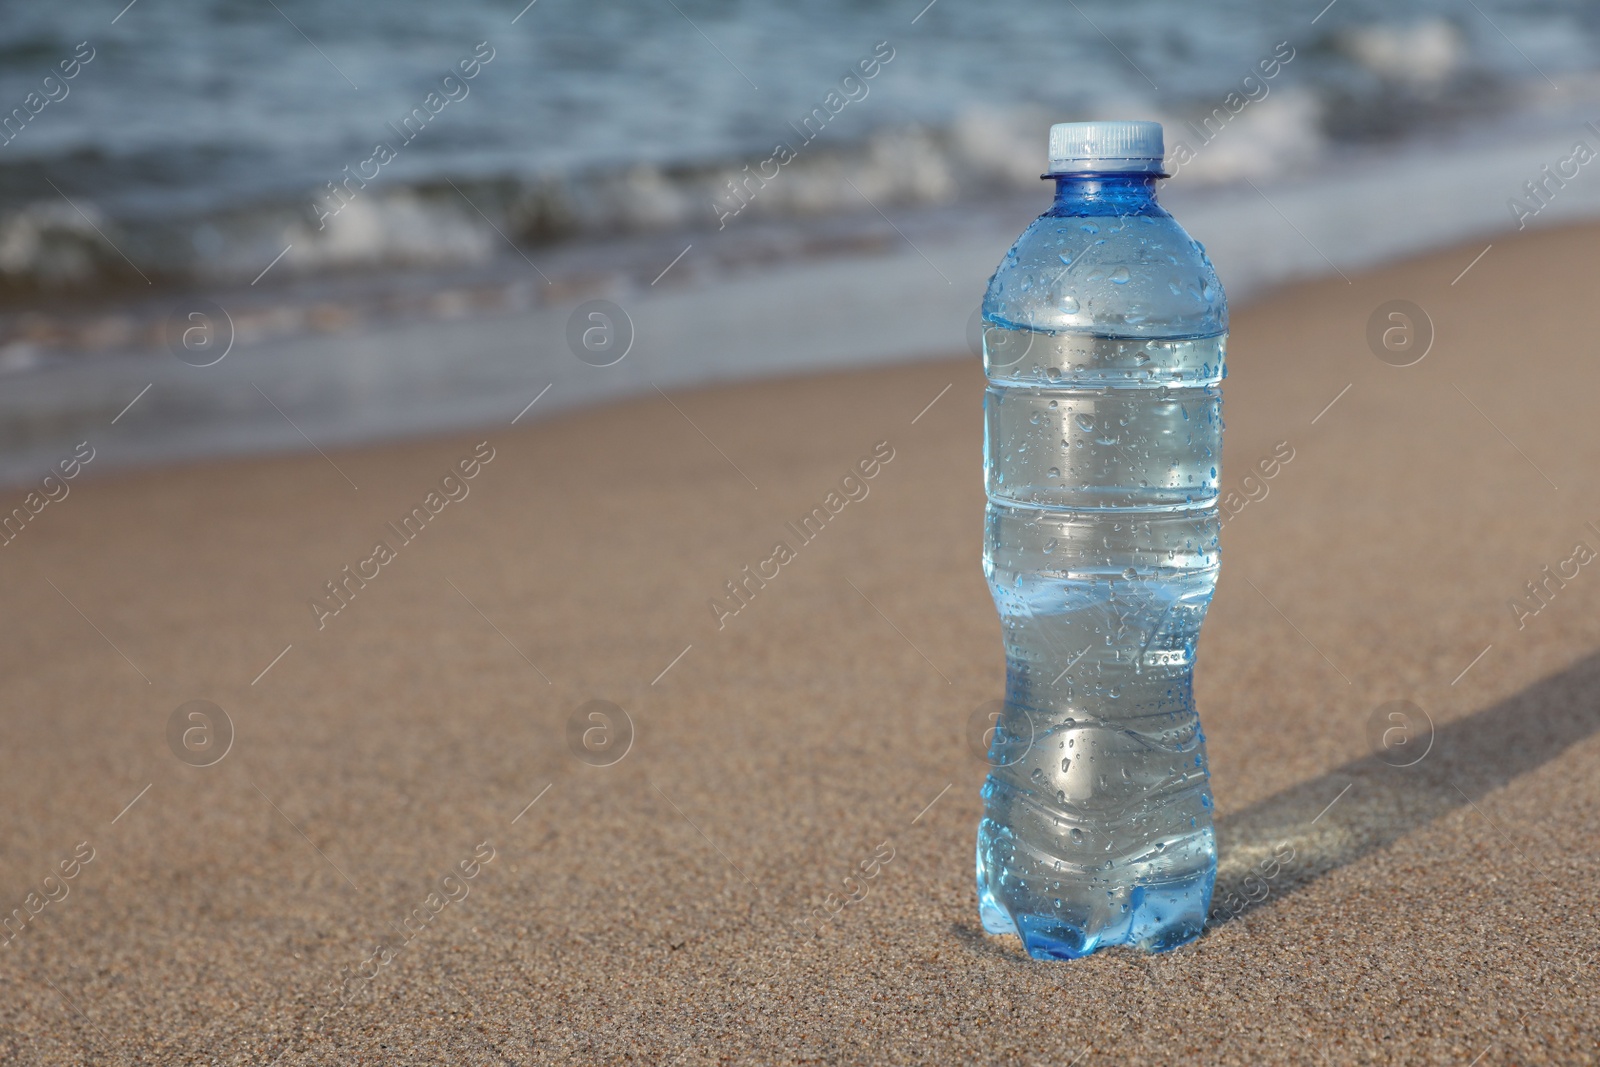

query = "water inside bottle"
[978, 325, 1223, 959]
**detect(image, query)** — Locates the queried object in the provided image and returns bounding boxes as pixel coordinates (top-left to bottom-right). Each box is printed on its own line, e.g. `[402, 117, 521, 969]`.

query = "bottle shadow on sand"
[1208, 649, 1600, 933]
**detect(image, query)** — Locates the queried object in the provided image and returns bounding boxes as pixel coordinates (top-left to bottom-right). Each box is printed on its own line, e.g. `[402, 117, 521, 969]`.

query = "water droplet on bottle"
[1109, 267, 1130, 284]
[1070, 828, 1085, 844]
[1043, 537, 1057, 554]
[1061, 295, 1080, 313]
[1047, 466, 1060, 478]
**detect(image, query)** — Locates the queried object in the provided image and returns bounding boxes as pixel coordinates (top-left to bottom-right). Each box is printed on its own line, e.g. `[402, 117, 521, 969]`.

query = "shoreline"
[1, 159, 1597, 492]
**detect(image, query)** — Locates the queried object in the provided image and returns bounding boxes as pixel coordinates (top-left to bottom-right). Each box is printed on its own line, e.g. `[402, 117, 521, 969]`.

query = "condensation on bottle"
[975, 120, 1227, 960]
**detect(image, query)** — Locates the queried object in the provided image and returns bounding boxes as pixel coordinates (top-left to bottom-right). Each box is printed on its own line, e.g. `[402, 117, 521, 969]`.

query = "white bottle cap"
[1047, 120, 1164, 174]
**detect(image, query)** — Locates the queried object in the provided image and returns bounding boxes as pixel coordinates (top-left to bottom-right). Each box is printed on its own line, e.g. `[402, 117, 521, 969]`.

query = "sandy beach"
[1, 221, 1598, 1064]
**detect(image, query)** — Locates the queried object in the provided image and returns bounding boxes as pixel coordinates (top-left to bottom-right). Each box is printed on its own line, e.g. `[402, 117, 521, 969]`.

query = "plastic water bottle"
[975, 121, 1227, 959]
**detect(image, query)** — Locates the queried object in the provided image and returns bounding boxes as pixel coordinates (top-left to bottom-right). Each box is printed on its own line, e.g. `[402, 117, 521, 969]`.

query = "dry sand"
[1, 224, 1599, 1064]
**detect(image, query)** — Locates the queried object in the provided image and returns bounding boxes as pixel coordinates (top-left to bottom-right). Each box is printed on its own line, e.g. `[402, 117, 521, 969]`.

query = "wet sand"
[0, 223, 1597, 1064]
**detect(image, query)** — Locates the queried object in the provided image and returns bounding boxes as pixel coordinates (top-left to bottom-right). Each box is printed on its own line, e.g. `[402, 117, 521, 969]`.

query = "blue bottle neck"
[1047, 173, 1168, 218]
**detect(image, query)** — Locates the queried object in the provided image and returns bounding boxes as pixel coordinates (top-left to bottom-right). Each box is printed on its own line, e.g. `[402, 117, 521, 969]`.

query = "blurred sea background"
[2, 0, 1598, 479]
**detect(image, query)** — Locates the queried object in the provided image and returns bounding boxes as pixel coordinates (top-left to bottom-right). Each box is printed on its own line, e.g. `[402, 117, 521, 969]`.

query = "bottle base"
[977, 835, 1214, 960]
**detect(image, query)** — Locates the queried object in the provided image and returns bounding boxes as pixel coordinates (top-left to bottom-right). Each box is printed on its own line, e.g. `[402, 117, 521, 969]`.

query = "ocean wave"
[0, 14, 1568, 300]
[0, 103, 1324, 297]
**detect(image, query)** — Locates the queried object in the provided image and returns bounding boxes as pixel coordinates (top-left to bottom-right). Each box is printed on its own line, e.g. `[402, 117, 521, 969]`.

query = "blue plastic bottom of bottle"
[976, 829, 1215, 960]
